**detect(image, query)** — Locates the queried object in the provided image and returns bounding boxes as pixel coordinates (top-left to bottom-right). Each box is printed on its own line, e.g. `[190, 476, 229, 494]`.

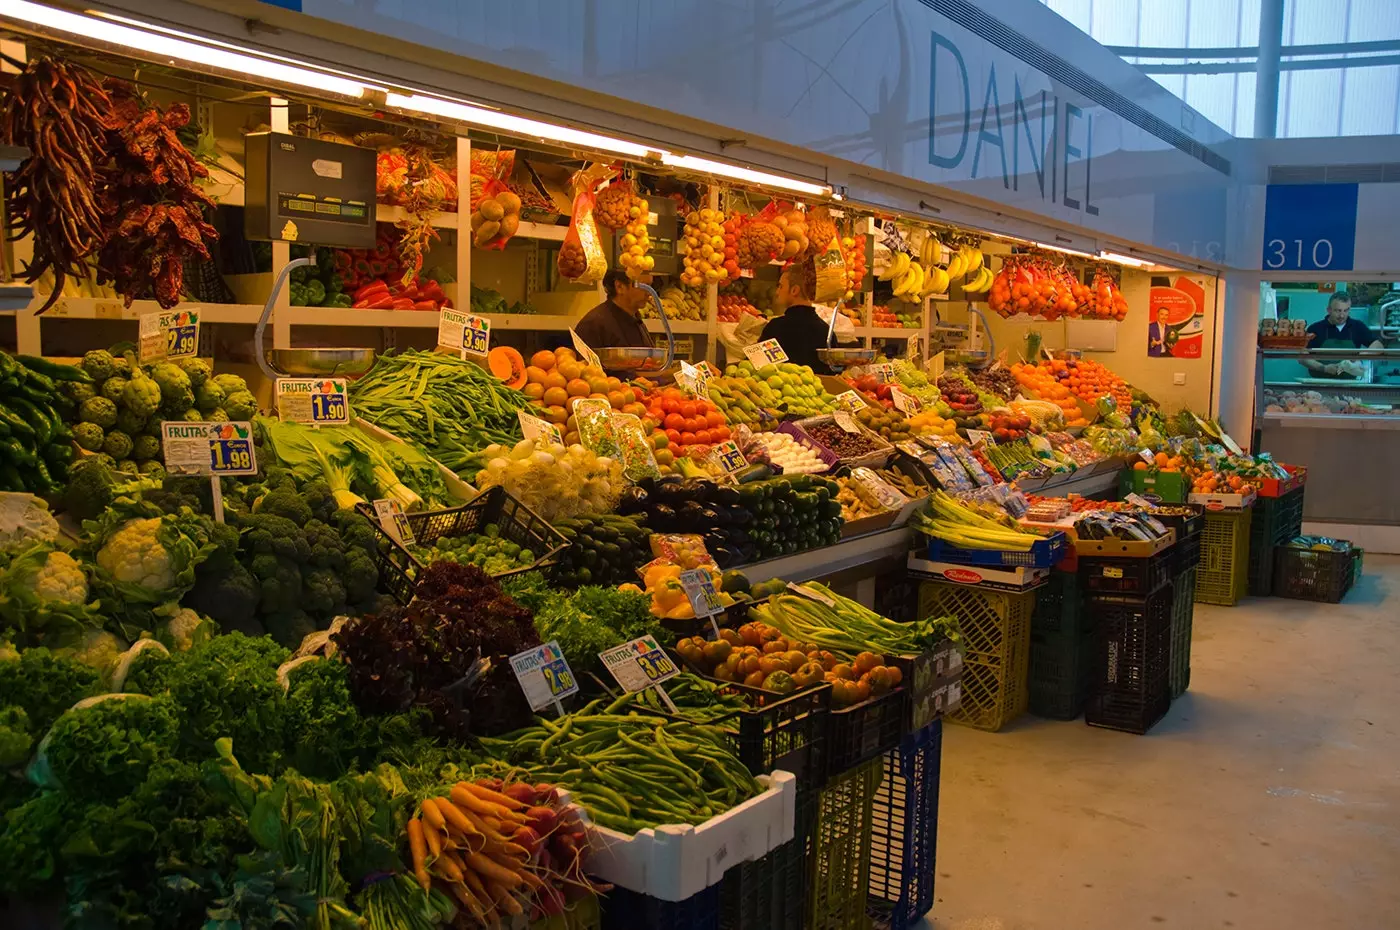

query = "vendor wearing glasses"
[1302, 293, 1383, 378]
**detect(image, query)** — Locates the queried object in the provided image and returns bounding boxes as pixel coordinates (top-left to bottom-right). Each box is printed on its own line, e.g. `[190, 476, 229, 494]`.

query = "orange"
[1133, 461, 1148, 471]
[566, 378, 591, 397]
[554, 347, 577, 363]
[607, 390, 627, 409]
[605, 376, 622, 391]
[581, 366, 605, 382]
[654, 448, 674, 467]
[543, 371, 567, 391]
[588, 377, 610, 395]
[543, 404, 568, 424]
[523, 382, 545, 400]
[558, 360, 584, 381]
[525, 365, 550, 384]
[542, 386, 569, 407]
[531, 349, 557, 370]
[1155, 452, 1169, 467]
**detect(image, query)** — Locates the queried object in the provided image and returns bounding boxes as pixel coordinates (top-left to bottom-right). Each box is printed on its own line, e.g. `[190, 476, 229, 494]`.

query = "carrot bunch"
[406, 778, 604, 925]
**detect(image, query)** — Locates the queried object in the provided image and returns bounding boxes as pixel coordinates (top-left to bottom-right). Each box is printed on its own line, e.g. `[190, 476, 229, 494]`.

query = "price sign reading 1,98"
[276, 378, 350, 426]
[161, 421, 259, 477]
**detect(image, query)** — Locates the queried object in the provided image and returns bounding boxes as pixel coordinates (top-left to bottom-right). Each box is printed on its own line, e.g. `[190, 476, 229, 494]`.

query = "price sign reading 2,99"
[161, 421, 259, 477]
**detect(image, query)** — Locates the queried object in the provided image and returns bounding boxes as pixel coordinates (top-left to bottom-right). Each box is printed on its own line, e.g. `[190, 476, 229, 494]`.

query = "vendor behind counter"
[1302, 293, 1384, 378]
[573, 269, 654, 353]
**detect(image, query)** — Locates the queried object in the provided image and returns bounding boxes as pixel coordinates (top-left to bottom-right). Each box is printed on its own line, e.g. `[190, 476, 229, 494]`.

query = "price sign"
[1138, 449, 1157, 465]
[833, 410, 860, 433]
[438, 309, 490, 356]
[744, 338, 788, 368]
[966, 429, 994, 447]
[852, 466, 908, 510]
[599, 635, 680, 693]
[518, 411, 563, 446]
[569, 328, 604, 370]
[906, 334, 923, 360]
[139, 309, 200, 362]
[161, 421, 258, 476]
[891, 386, 922, 415]
[1219, 432, 1245, 456]
[786, 581, 836, 607]
[834, 390, 868, 412]
[679, 569, 724, 618]
[276, 378, 350, 425]
[509, 641, 579, 711]
[676, 361, 710, 398]
[696, 360, 722, 379]
[373, 498, 416, 546]
[927, 351, 945, 380]
[868, 362, 895, 383]
[711, 439, 747, 475]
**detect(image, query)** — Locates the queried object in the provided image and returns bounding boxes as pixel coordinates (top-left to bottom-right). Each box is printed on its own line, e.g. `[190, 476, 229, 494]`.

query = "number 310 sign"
[1261, 183, 1357, 272]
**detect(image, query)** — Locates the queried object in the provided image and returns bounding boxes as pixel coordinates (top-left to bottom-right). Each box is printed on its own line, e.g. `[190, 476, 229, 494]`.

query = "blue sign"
[310, 392, 347, 423]
[1262, 183, 1357, 272]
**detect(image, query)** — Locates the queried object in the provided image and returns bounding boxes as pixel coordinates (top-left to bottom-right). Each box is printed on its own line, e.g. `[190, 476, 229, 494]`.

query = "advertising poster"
[1147, 277, 1206, 359]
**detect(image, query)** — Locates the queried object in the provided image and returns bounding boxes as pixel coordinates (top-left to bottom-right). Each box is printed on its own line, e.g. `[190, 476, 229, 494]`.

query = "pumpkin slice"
[488, 345, 527, 389]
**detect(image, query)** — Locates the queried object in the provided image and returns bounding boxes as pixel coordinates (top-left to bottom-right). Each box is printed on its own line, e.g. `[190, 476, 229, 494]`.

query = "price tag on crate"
[276, 378, 350, 426]
[868, 362, 895, 383]
[679, 568, 725, 619]
[438, 308, 490, 357]
[833, 410, 860, 433]
[743, 338, 788, 368]
[372, 498, 416, 546]
[891, 386, 922, 415]
[834, 389, 868, 412]
[710, 439, 747, 475]
[509, 641, 578, 714]
[966, 429, 994, 448]
[1102, 565, 1124, 579]
[139, 309, 199, 362]
[161, 421, 258, 476]
[676, 361, 709, 398]
[599, 635, 680, 694]
[569, 328, 604, 370]
[906, 334, 923, 361]
[1138, 448, 1156, 465]
[518, 410, 563, 446]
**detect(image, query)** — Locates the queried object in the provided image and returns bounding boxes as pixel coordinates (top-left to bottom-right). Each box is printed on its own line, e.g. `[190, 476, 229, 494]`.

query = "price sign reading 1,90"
[277, 378, 350, 426]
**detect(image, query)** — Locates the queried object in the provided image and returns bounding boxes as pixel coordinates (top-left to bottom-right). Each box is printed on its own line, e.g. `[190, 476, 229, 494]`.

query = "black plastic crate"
[603, 884, 721, 930]
[826, 686, 906, 782]
[359, 486, 567, 604]
[1169, 567, 1196, 699]
[721, 791, 814, 930]
[868, 721, 943, 930]
[1173, 530, 1202, 577]
[1084, 587, 1173, 735]
[1028, 628, 1095, 720]
[708, 680, 830, 785]
[1247, 489, 1305, 596]
[1079, 547, 1174, 596]
[1273, 545, 1358, 603]
[1032, 570, 1090, 637]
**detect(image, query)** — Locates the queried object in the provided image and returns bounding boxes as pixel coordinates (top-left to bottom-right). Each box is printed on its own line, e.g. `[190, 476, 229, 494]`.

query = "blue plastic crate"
[867, 721, 943, 930]
[922, 531, 1068, 569]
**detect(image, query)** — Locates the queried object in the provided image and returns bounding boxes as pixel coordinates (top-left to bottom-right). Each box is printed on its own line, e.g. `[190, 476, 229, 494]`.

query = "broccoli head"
[62, 458, 119, 521]
[333, 509, 379, 557]
[254, 486, 312, 526]
[184, 558, 260, 631]
[263, 609, 317, 648]
[303, 520, 346, 571]
[249, 552, 304, 620]
[0, 705, 32, 768]
[301, 567, 346, 618]
[343, 547, 380, 606]
[242, 514, 311, 564]
[299, 480, 338, 524]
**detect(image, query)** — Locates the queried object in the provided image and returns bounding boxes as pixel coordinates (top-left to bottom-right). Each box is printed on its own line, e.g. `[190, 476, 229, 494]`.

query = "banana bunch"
[951, 244, 994, 295]
[879, 249, 927, 300]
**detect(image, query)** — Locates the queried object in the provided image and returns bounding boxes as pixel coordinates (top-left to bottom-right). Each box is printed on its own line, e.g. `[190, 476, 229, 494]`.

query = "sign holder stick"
[210, 476, 225, 524]
[651, 683, 679, 713]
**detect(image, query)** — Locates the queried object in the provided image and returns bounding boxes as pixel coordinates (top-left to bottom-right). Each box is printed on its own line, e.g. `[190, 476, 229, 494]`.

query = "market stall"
[0, 6, 1364, 930]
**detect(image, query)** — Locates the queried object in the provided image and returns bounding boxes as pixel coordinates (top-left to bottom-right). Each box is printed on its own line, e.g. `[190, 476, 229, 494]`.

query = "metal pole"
[1254, 0, 1286, 138]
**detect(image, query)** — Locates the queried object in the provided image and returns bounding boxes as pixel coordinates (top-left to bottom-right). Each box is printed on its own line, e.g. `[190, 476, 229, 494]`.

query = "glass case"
[1257, 347, 1400, 425]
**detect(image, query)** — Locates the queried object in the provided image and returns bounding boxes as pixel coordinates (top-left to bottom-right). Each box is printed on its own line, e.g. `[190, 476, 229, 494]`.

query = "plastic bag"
[111, 638, 170, 693]
[573, 398, 622, 460]
[558, 180, 607, 284]
[470, 149, 516, 212]
[813, 235, 848, 305]
[471, 177, 522, 250]
[611, 412, 661, 482]
[647, 534, 716, 570]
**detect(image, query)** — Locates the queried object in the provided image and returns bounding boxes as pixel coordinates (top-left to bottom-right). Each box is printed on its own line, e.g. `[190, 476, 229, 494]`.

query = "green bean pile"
[348, 349, 527, 472]
[482, 694, 763, 832]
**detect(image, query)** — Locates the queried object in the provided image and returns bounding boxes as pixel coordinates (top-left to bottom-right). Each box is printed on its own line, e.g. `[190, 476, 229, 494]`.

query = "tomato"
[694, 429, 712, 445]
[664, 413, 684, 430]
[680, 401, 698, 419]
[680, 431, 697, 446]
[705, 410, 725, 428]
[665, 428, 682, 443]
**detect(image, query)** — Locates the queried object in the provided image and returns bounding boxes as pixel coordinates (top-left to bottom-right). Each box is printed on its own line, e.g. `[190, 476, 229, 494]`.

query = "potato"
[497, 214, 520, 239]
[469, 211, 487, 232]
[494, 190, 522, 215]
[474, 220, 501, 246]
[479, 198, 506, 222]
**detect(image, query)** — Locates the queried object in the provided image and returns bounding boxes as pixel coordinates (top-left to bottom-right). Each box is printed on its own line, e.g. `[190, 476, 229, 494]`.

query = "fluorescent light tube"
[0, 0, 367, 97]
[386, 92, 660, 161]
[1034, 241, 1095, 259]
[660, 152, 831, 197]
[1097, 250, 1154, 267]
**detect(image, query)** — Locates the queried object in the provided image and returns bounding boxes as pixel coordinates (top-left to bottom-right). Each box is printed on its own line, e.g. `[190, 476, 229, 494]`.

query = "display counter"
[1255, 348, 1400, 533]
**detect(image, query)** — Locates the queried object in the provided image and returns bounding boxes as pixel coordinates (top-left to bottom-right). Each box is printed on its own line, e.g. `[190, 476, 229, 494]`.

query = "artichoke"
[121, 369, 162, 419]
[102, 430, 133, 460]
[115, 407, 147, 437]
[132, 434, 161, 461]
[81, 349, 115, 382]
[194, 380, 225, 413]
[78, 396, 118, 429]
[177, 357, 212, 389]
[72, 422, 105, 452]
[100, 376, 128, 404]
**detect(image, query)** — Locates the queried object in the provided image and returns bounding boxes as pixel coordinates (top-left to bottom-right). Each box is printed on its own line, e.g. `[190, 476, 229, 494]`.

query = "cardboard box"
[905, 556, 1050, 591]
[1072, 529, 1176, 558]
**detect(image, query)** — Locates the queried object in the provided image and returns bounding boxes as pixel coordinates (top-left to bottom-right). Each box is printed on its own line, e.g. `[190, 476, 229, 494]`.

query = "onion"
[530, 451, 556, 467]
[513, 438, 536, 459]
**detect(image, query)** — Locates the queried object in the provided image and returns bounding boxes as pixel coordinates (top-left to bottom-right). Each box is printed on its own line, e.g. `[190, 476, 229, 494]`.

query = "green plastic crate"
[1247, 489, 1305, 596]
[1195, 511, 1251, 606]
[1028, 573, 1094, 720]
[807, 755, 880, 930]
[1121, 468, 1188, 502]
[1170, 567, 1196, 698]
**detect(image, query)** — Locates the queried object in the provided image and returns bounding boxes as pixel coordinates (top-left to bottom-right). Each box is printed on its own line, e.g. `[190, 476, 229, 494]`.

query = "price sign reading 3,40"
[599, 634, 680, 693]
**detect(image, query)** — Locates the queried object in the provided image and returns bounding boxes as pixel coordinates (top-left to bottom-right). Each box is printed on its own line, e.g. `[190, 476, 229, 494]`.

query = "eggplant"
[618, 486, 649, 513]
[676, 478, 706, 501]
[702, 506, 727, 526]
[650, 503, 678, 529]
[679, 500, 709, 527]
[711, 485, 741, 507]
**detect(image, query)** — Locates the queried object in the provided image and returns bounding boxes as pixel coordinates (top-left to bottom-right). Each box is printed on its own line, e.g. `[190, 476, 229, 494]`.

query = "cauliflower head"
[29, 550, 88, 605]
[0, 543, 98, 644]
[0, 494, 60, 554]
[87, 509, 216, 616]
[96, 518, 177, 590]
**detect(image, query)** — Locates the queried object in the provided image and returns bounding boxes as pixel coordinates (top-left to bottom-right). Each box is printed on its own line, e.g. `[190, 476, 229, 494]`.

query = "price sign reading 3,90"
[162, 422, 259, 476]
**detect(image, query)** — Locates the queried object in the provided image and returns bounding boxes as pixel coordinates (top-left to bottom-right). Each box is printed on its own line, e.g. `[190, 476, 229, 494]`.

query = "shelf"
[1264, 381, 1400, 390]
[859, 327, 923, 338]
[1260, 412, 1400, 431]
[646, 319, 709, 334]
[517, 221, 568, 242]
[375, 204, 459, 229]
[35, 297, 264, 324]
[282, 307, 440, 328]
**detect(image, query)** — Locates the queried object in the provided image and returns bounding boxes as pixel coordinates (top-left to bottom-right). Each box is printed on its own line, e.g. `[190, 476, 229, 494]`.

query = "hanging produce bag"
[470, 177, 523, 250]
[813, 235, 848, 305]
[735, 202, 785, 269]
[557, 177, 608, 284]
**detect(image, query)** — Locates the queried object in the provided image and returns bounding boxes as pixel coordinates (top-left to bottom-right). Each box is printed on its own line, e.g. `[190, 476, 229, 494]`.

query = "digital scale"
[244, 132, 377, 250]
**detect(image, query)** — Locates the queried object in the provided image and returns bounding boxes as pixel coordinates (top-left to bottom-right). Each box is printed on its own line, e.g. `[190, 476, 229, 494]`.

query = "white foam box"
[558, 770, 796, 902]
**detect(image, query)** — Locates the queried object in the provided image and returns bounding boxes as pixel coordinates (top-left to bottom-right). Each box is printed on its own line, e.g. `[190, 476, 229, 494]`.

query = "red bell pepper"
[353, 280, 389, 303]
[389, 298, 415, 310]
[413, 300, 439, 312]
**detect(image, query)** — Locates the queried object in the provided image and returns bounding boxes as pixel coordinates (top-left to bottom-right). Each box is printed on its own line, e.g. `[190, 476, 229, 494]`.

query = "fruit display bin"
[867, 721, 943, 930]
[921, 530, 1069, 569]
[1272, 545, 1361, 603]
[561, 772, 797, 903]
[360, 485, 568, 604]
[772, 421, 841, 472]
[1085, 587, 1174, 735]
[916, 580, 1034, 732]
[1195, 510, 1252, 607]
[1247, 488, 1305, 597]
[792, 414, 895, 469]
[1078, 546, 1175, 596]
[826, 685, 906, 780]
[1169, 567, 1196, 699]
[807, 755, 881, 930]
[1257, 464, 1307, 498]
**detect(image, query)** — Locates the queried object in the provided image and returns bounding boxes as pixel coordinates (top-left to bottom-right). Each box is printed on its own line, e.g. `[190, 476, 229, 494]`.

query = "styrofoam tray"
[559, 770, 796, 902]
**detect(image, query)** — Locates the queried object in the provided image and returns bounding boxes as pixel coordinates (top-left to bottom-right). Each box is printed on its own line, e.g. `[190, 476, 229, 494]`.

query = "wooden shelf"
[646, 319, 709, 334]
[375, 204, 459, 229]
[33, 297, 264, 324]
[517, 221, 568, 242]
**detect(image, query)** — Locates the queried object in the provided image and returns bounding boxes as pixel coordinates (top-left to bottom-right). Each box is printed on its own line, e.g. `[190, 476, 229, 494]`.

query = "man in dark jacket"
[759, 259, 836, 374]
[575, 269, 654, 350]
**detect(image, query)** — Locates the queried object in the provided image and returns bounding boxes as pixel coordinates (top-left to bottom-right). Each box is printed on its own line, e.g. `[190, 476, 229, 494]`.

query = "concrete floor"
[920, 555, 1400, 930]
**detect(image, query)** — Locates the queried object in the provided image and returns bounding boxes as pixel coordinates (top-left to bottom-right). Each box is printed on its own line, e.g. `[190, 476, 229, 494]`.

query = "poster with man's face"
[1147, 278, 1205, 358]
